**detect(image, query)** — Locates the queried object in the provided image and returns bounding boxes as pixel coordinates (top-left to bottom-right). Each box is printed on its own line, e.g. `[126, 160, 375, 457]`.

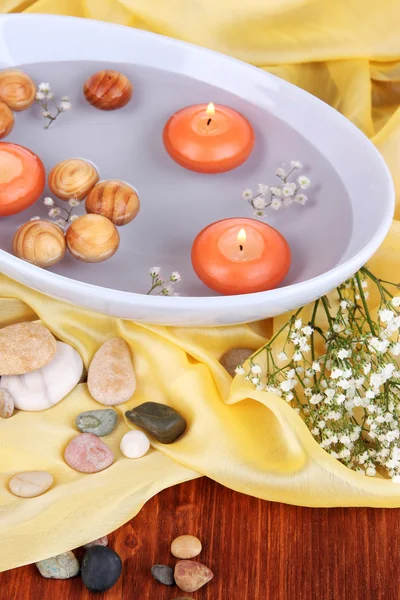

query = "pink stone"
[83, 536, 108, 549]
[174, 560, 214, 593]
[64, 433, 114, 473]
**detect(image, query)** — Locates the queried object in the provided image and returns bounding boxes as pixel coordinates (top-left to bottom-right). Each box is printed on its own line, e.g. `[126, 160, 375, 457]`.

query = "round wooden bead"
[48, 158, 99, 200]
[0, 101, 14, 139]
[0, 70, 36, 111]
[66, 214, 120, 263]
[85, 180, 140, 226]
[12, 220, 66, 268]
[83, 70, 133, 110]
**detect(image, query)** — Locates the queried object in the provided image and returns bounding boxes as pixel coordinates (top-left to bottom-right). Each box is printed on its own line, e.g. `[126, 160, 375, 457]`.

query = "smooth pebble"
[64, 433, 114, 473]
[0, 322, 56, 376]
[151, 564, 175, 586]
[0, 388, 14, 418]
[81, 546, 122, 593]
[88, 338, 136, 405]
[174, 560, 214, 593]
[83, 535, 108, 549]
[76, 409, 118, 436]
[36, 551, 79, 579]
[120, 430, 150, 458]
[125, 402, 186, 444]
[171, 535, 202, 559]
[9, 471, 53, 498]
[1, 341, 83, 411]
[219, 347, 254, 377]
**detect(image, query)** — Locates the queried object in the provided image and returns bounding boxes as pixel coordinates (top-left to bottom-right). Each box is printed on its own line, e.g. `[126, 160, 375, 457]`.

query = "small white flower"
[340, 300, 348, 310]
[392, 296, 400, 307]
[312, 361, 321, 372]
[48, 207, 61, 218]
[278, 352, 288, 361]
[310, 393, 324, 405]
[290, 160, 303, 169]
[361, 280, 368, 289]
[253, 196, 266, 209]
[294, 194, 308, 205]
[250, 364, 262, 374]
[43, 197, 54, 206]
[257, 183, 269, 195]
[271, 199, 281, 210]
[391, 343, 400, 356]
[38, 82, 51, 93]
[170, 271, 181, 282]
[363, 363, 372, 375]
[337, 349, 350, 360]
[379, 308, 394, 323]
[302, 325, 313, 336]
[149, 266, 161, 277]
[276, 167, 286, 178]
[280, 379, 294, 392]
[331, 368, 343, 379]
[287, 369, 296, 379]
[282, 183, 296, 197]
[297, 176, 310, 189]
[366, 466, 376, 477]
[294, 319, 302, 330]
[59, 100, 72, 111]
[285, 392, 294, 401]
[251, 376, 260, 385]
[36, 91, 45, 100]
[235, 365, 246, 375]
[68, 198, 80, 207]
[69, 214, 79, 223]
[254, 210, 265, 217]
[256, 383, 265, 391]
[270, 186, 282, 197]
[293, 351, 302, 361]
[30, 216, 41, 221]
[242, 188, 253, 200]
[42, 110, 51, 118]
[160, 285, 173, 296]
[56, 219, 66, 228]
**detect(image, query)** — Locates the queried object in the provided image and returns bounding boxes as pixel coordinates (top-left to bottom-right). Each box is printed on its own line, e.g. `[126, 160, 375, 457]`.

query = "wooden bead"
[0, 101, 14, 139]
[0, 70, 36, 111]
[85, 180, 140, 226]
[12, 220, 66, 268]
[83, 70, 133, 110]
[48, 158, 99, 200]
[66, 214, 120, 263]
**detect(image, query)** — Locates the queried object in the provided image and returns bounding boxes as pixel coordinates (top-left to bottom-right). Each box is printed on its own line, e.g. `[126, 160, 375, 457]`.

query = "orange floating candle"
[163, 103, 255, 173]
[0, 142, 45, 217]
[191, 218, 291, 295]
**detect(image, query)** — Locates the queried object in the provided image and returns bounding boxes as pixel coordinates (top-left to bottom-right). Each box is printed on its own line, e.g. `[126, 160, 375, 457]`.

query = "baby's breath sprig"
[235, 267, 400, 482]
[35, 83, 71, 129]
[242, 160, 310, 218]
[147, 267, 182, 296]
[40, 196, 80, 230]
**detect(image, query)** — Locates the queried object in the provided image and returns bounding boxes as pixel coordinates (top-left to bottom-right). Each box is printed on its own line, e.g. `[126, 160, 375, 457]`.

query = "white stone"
[1, 341, 83, 411]
[120, 430, 150, 458]
[9, 471, 53, 498]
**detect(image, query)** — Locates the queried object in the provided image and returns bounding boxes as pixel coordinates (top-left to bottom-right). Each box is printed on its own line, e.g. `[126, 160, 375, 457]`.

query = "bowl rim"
[0, 13, 395, 314]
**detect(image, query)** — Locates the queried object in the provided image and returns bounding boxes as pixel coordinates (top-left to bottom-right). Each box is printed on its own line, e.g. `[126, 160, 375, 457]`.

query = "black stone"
[125, 402, 186, 444]
[151, 564, 175, 585]
[81, 546, 122, 593]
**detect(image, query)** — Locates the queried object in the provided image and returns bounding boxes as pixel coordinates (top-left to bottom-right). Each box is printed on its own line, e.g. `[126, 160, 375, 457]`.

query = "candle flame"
[237, 228, 247, 244]
[206, 102, 215, 116]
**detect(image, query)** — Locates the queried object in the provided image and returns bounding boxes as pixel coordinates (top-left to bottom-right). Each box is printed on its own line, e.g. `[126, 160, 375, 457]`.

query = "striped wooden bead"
[83, 70, 133, 110]
[12, 220, 66, 268]
[85, 180, 140, 226]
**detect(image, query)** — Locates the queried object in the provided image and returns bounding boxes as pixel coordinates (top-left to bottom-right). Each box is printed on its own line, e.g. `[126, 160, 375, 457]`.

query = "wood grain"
[0, 477, 399, 600]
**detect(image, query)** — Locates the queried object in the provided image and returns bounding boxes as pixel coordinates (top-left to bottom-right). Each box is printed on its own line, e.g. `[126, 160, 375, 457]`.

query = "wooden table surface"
[0, 477, 399, 600]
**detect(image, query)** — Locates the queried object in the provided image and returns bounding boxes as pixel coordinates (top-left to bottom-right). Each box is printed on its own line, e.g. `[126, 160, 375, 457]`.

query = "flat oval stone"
[83, 535, 108, 549]
[125, 402, 186, 444]
[0, 388, 14, 418]
[174, 560, 213, 593]
[171, 535, 202, 559]
[81, 546, 122, 593]
[88, 338, 136, 406]
[120, 430, 150, 458]
[76, 409, 118, 436]
[220, 347, 254, 377]
[1, 341, 83, 411]
[151, 564, 175, 585]
[64, 433, 114, 473]
[9, 471, 53, 498]
[36, 551, 79, 579]
[0, 322, 56, 376]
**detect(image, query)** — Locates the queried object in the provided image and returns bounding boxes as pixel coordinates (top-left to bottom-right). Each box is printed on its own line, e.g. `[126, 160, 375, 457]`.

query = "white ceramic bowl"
[0, 14, 394, 326]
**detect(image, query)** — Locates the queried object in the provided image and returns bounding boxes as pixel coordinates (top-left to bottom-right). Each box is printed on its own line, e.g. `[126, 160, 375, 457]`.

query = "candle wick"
[207, 118, 212, 126]
[239, 244, 243, 252]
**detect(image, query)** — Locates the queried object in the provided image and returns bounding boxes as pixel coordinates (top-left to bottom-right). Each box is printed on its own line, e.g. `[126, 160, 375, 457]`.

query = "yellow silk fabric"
[1, 0, 400, 572]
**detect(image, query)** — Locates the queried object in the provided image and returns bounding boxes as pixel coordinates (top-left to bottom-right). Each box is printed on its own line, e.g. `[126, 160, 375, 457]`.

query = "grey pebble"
[75, 409, 118, 436]
[151, 564, 175, 585]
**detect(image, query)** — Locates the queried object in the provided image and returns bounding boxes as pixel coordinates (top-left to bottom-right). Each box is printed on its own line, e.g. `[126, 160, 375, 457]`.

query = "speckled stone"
[171, 535, 202, 559]
[36, 551, 79, 579]
[125, 402, 186, 444]
[83, 536, 108, 549]
[88, 338, 136, 406]
[9, 471, 53, 498]
[151, 564, 175, 585]
[64, 433, 114, 473]
[81, 546, 122, 593]
[174, 560, 213, 593]
[76, 409, 118, 436]
[219, 347, 254, 377]
[0, 322, 56, 376]
[0, 388, 14, 418]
